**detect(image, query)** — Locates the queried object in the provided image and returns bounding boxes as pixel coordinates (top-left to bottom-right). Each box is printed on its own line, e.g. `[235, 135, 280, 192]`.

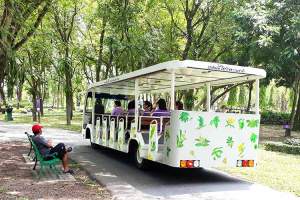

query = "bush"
[265, 142, 300, 155]
[260, 111, 290, 125]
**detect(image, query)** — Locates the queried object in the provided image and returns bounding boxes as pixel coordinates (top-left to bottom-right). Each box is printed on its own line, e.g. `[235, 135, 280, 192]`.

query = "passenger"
[32, 124, 74, 174]
[111, 100, 124, 116]
[143, 100, 153, 116]
[95, 99, 104, 114]
[175, 101, 184, 110]
[152, 99, 170, 117]
[127, 100, 135, 115]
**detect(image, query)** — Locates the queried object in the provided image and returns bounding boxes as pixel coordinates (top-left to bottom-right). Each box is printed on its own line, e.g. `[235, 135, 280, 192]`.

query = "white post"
[92, 89, 95, 133]
[255, 79, 260, 114]
[206, 83, 211, 112]
[170, 70, 175, 110]
[135, 79, 139, 125]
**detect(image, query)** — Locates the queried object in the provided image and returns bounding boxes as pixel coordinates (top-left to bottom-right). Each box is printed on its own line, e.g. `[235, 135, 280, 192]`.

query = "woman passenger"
[111, 100, 124, 116]
[143, 100, 153, 116]
[127, 100, 135, 115]
[152, 99, 170, 117]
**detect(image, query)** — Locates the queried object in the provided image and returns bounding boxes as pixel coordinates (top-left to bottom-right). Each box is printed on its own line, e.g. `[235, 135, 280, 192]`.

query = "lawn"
[0, 110, 82, 132]
[219, 147, 300, 196]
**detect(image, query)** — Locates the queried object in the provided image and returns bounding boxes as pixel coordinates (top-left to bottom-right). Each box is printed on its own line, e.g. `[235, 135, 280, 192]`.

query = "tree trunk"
[0, 52, 7, 106]
[16, 86, 22, 109]
[289, 80, 299, 130]
[64, 48, 73, 125]
[32, 91, 37, 122]
[293, 85, 300, 131]
[247, 82, 253, 112]
[96, 18, 106, 82]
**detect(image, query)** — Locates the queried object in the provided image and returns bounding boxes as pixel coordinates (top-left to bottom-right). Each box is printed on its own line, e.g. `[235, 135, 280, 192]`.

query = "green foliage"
[260, 111, 290, 125]
[265, 143, 300, 155]
[260, 86, 268, 109]
[238, 86, 246, 106]
[227, 87, 237, 107]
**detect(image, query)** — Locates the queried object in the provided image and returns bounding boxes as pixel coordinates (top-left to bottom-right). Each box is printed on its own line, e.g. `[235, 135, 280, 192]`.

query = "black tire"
[90, 137, 97, 149]
[133, 147, 148, 169]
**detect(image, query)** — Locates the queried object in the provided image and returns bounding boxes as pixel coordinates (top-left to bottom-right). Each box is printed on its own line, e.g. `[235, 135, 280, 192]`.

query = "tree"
[0, 0, 51, 105]
[52, 0, 78, 125]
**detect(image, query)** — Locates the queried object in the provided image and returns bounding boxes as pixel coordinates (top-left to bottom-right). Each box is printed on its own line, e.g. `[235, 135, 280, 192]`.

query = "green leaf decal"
[165, 129, 170, 141]
[195, 136, 210, 147]
[150, 141, 156, 151]
[210, 116, 221, 128]
[197, 116, 206, 129]
[250, 133, 257, 143]
[246, 119, 259, 128]
[176, 130, 186, 148]
[238, 119, 245, 129]
[179, 112, 191, 122]
[226, 136, 234, 148]
[167, 147, 171, 157]
[211, 147, 223, 160]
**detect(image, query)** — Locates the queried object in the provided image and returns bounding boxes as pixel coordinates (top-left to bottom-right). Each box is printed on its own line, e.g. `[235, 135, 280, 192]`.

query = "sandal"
[63, 169, 74, 174]
[66, 147, 72, 152]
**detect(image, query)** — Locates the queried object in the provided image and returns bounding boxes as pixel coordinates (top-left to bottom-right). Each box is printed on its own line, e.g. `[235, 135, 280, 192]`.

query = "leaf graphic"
[210, 116, 220, 128]
[197, 116, 206, 129]
[238, 119, 245, 129]
[195, 136, 210, 147]
[250, 133, 257, 143]
[176, 130, 186, 148]
[246, 119, 259, 128]
[226, 136, 234, 148]
[179, 112, 191, 122]
[211, 147, 223, 160]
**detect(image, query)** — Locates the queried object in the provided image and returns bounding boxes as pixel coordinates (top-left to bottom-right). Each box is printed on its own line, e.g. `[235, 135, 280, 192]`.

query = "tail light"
[180, 160, 201, 168]
[237, 160, 255, 167]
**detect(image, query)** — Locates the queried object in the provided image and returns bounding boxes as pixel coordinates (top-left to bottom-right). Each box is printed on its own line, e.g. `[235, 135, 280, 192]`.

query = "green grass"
[0, 112, 82, 132]
[219, 148, 300, 196]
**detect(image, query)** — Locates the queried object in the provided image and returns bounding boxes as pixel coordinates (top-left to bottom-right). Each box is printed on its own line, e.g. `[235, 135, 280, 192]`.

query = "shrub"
[260, 111, 290, 125]
[265, 142, 300, 155]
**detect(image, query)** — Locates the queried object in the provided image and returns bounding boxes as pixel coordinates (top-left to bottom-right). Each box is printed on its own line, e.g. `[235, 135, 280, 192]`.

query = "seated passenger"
[127, 100, 135, 115]
[142, 100, 152, 116]
[175, 101, 183, 110]
[111, 100, 124, 116]
[152, 99, 170, 117]
[95, 99, 104, 114]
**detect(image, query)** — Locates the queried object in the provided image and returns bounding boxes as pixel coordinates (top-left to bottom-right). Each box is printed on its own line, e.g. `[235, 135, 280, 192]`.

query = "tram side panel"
[163, 110, 260, 168]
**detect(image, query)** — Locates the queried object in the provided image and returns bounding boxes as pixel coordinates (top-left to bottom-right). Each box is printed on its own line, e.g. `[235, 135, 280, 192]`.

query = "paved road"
[0, 122, 299, 200]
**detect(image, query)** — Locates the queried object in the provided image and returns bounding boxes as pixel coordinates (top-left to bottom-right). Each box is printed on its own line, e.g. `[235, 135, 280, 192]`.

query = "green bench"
[25, 132, 61, 177]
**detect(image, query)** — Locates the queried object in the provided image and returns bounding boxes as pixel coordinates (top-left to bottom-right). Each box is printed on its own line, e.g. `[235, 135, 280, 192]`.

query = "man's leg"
[49, 143, 70, 171]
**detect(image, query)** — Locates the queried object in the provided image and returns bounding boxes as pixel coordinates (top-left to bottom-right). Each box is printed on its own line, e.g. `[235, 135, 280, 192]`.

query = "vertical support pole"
[170, 70, 175, 110]
[92, 89, 95, 132]
[206, 83, 211, 112]
[135, 79, 139, 127]
[255, 79, 260, 114]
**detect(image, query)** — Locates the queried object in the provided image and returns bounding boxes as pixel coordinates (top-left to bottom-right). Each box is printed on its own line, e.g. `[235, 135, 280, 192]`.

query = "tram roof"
[88, 60, 266, 95]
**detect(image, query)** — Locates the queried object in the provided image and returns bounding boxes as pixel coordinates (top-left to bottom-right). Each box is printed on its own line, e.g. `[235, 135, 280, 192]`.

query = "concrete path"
[0, 122, 299, 200]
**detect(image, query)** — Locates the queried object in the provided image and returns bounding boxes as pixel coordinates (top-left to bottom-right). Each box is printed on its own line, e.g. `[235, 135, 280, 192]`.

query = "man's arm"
[39, 136, 53, 148]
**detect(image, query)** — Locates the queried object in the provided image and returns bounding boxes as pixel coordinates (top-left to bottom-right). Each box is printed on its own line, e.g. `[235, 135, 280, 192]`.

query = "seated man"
[31, 124, 74, 174]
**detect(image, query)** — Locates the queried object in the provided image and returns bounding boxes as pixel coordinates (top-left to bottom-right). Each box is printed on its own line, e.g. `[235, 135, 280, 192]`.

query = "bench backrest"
[27, 134, 44, 161]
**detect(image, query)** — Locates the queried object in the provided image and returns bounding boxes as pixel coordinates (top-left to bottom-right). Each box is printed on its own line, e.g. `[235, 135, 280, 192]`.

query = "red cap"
[32, 124, 43, 134]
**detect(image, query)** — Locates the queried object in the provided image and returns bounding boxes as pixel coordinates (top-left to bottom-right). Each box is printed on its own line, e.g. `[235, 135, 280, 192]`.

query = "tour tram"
[82, 60, 266, 169]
